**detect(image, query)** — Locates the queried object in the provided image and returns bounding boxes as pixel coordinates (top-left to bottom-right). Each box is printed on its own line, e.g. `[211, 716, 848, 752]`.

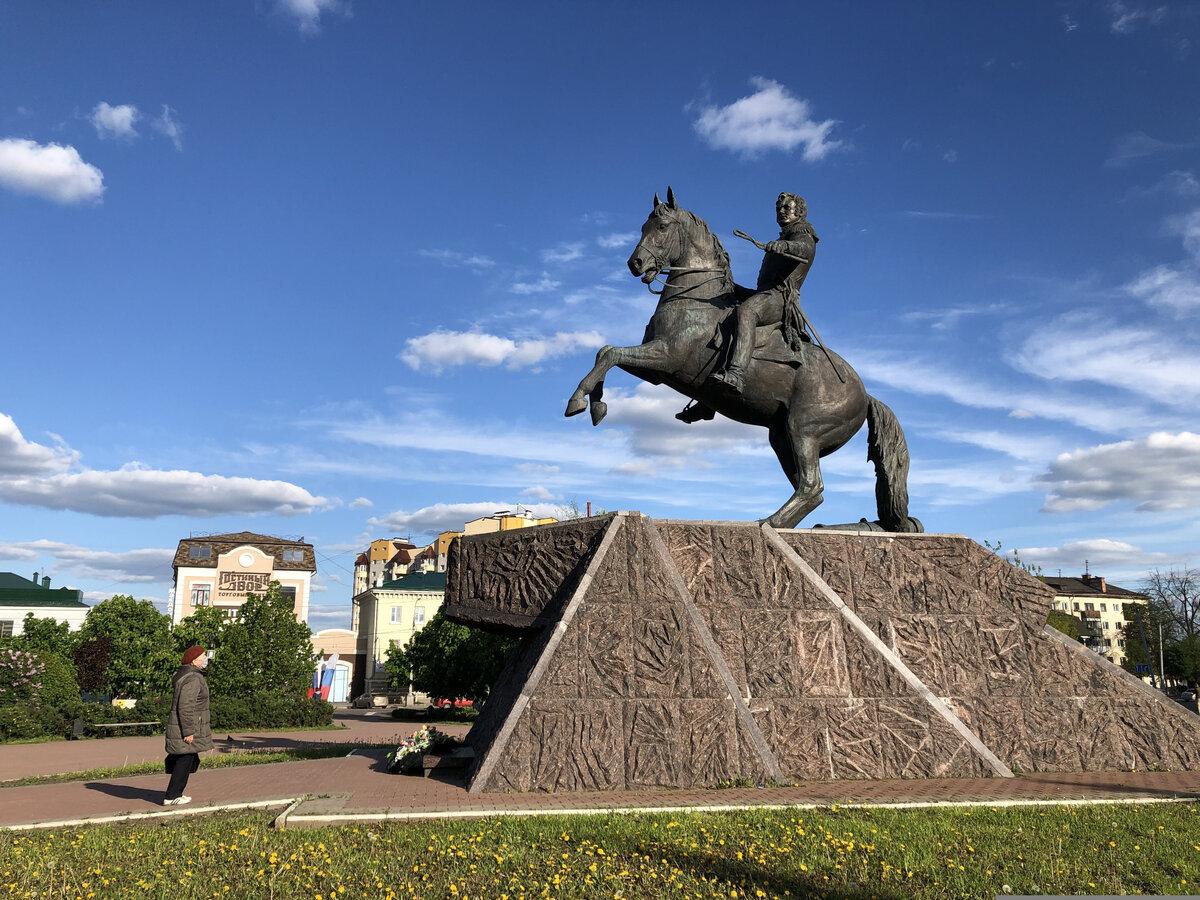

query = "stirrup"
[675, 403, 715, 424]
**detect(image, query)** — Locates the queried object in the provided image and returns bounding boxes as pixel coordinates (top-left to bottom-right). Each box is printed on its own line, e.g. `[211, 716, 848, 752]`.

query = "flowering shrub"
[0, 649, 44, 706]
[386, 725, 456, 773]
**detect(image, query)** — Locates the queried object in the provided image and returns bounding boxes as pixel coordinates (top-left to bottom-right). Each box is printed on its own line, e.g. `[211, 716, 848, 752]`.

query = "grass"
[2, 801, 1198, 897]
[0, 745, 388, 788]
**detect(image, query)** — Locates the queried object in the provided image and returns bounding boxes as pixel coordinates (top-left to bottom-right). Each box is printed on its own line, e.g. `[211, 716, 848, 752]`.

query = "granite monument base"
[444, 513, 1200, 793]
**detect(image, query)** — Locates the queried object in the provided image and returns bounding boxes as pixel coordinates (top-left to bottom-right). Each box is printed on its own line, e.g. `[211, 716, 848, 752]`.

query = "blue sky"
[2, 0, 1198, 630]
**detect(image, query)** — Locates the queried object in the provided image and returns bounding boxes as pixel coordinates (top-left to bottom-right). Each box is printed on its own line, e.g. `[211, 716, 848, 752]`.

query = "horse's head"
[627, 186, 687, 284]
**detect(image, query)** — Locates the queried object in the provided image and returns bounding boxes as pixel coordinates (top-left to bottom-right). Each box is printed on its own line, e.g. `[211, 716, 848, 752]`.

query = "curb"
[0, 798, 299, 832]
[280, 793, 1199, 829]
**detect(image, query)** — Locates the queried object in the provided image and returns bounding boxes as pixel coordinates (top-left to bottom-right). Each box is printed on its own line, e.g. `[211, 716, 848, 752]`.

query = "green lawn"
[2, 801, 1198, 898]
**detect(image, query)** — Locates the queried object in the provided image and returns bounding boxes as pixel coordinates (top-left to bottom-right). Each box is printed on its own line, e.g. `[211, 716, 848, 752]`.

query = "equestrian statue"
[564, 187, 922, 532]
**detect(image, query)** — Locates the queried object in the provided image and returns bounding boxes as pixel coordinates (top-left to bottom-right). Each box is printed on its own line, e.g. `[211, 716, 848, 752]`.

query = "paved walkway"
[2, 712, 1199, 831]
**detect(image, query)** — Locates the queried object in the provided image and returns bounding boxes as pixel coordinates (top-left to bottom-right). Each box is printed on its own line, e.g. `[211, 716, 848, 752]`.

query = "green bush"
[0, 705, 45, 742]
[209, 693, 333, 731]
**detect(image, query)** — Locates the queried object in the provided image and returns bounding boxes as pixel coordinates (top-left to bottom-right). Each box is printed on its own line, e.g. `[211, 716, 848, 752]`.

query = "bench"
[89, 721, 159, 737]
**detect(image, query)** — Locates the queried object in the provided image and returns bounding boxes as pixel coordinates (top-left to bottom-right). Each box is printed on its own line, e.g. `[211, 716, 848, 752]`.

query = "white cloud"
[0, 540, 173, 583]
[943, 148, 958, 163]
[153, 105, 183, 151]
[400, 329, 602, 372]
[542, 243, 584, 264]
[0, 414, 77, 475]
[1125, 264, 1200, 313]
[1039, 432, 1200, 512]
[0, 465, 328, 518]
[368, 500, 560, 539]
[597, 232, 636, 250]
[89, 102, 139, 140]
[1105, 131, 1191, 167]
[0, 138, 104, 204]
[693, 77, 842, 161]
[1106, 0, 1165, 34]
[274, 0, 344, 33]
[927, 427, 1064, 463]
[521, 485, 560, 501]
[349, 496, 373, 508]
[601, 382, 764, 461]
[1009, 318, 1200, 406]
[1018, 538, 1177, 575]
[418, 249, 495, 269]
[510, 273, 561, 294]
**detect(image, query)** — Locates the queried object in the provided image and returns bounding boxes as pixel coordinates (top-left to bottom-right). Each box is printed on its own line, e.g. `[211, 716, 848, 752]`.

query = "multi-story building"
[352, 538, 436, 594]
[351, 570, 446, 696]
[463, 509, 557, 536]
[0, 572, 89, 637]
[1043, 573, 1147, 668]
[170, 532, 316, 625]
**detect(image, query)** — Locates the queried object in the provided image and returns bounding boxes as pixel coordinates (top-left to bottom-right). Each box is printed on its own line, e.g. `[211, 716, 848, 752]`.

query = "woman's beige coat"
[165, 664, 212, 755]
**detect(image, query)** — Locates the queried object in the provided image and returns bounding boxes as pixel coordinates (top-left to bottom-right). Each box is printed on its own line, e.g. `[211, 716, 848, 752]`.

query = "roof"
[1042, 575, 1145, 599]
[173, 533, 315, 571]
[378, 571, 446, 592]
[0, 573, 38, 589]
[0, 595, 89, 610]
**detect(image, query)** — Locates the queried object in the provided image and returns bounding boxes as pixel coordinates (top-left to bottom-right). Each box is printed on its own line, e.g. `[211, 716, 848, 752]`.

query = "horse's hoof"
[590, 401, 608, 425]
[565, 395, 587, 417]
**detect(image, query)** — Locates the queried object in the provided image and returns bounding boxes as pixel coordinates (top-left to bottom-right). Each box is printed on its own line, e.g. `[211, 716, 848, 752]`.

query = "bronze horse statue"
[565, 188, 921, 532]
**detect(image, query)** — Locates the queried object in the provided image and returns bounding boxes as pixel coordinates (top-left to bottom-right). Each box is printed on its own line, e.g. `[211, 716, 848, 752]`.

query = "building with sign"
[169, 532, 316, 625]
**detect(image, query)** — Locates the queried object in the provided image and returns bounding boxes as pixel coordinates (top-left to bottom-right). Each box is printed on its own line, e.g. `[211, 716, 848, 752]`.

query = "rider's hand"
[765, 241, 783, 254]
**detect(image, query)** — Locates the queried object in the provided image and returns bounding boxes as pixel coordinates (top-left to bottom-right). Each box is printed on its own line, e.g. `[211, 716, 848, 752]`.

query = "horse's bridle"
[638, 212, 725, 296]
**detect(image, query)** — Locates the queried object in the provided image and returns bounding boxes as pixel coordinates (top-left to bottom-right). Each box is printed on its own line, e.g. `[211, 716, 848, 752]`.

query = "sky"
[1, 0, 1198, 631]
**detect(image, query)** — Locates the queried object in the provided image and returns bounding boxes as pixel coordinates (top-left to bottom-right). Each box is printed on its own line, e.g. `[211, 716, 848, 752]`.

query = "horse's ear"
[653, 192, 661, 209]
[667, 186, 677, 208]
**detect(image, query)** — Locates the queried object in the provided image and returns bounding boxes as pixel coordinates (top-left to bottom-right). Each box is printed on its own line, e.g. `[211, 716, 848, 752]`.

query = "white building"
[0, 572, 89, 637]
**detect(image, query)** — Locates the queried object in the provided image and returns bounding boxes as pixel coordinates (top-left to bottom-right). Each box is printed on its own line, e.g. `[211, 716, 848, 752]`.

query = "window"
[188, 545, 211, 559]
[390, 606, 402, 624]
[191, 585, 211, 607]
[1119, 639, 1126, 648]
[1102, 621, 1109, 630]
[283, 549, 304, 562]
[1114, 603, 1122, 613]
[1104, 638, 1112, 647]
[1073, 602, 1080, 611]
[1085, 602, 1094, 611]
[280, 586, 297, 606]
[1100, 603, 1106, 612]
[0, 621, 12, 638]
[414, 606, 425, 626]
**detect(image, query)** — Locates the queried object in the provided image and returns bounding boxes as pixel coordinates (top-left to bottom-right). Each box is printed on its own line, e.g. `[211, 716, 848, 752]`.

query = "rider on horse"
[676, 192, 818, 422]
[712, 191, 818, 393]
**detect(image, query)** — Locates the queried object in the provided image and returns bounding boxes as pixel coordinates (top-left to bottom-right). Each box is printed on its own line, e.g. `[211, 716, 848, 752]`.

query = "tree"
[207, 581, 316, 699]
[1046, 609, 1083, 642]
[8, 614, 80, 659]
[72, 636, 113, 694]
[78, 595, 175, 697]
[1121, 569, 1200, 685]
[391, 610, 517, 703]
[1121, 600, 1175, 682]
[1145, 567, 1200, 641]
[171, 606, 230, 657]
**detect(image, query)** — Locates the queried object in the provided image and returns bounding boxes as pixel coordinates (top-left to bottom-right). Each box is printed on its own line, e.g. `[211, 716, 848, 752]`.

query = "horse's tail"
[866, 395, 922, 533]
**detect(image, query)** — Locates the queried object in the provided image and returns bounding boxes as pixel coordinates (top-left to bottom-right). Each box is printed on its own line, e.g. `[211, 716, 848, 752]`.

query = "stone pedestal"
[444, 512, 1200, 793]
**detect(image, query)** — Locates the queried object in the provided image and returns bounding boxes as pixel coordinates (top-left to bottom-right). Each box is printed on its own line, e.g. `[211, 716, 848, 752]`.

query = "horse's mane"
[665, 207, 735, 295]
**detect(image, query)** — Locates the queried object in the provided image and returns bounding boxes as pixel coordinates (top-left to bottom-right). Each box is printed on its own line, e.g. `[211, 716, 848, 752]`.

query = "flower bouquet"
[386, 725, 457, 773]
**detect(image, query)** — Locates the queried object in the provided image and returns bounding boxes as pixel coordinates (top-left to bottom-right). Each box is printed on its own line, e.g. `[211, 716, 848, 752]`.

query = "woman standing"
[163, 645, 212, 806]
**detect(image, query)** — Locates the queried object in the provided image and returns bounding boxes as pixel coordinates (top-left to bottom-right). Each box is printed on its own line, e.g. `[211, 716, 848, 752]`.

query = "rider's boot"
[675, 402, 716, 423]
[709, 366, 745, 394]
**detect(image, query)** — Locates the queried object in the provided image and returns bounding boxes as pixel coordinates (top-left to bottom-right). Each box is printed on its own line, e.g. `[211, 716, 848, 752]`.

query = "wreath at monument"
[386, 725, 457, 773]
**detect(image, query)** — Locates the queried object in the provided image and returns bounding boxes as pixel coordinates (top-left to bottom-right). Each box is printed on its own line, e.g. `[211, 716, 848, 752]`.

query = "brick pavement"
[3, 733, 1199, 831]
[0, 709, 443, 782]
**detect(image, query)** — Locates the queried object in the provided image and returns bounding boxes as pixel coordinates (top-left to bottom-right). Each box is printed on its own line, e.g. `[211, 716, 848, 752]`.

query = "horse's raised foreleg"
[565, 340, 671, 425]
